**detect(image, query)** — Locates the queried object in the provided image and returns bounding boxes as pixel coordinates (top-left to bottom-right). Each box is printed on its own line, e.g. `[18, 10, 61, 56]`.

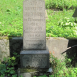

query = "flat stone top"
[20, 47, 49, 54]
[46, 37, 69, 40]
[23, 0, 46, 50]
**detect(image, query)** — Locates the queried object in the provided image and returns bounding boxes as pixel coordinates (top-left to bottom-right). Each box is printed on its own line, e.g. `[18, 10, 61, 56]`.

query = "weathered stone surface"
[23, 0, 46, 50]
[46, 37, 68, 60]
[0, 37, 23, 61]
[19, 73, 32, 77]
[45, 10, 48, 19]
[18, 68, 49, 77]
[0, 39, 10, 61]
[20, 48, 49, 68]
[1, 37, 77, 61]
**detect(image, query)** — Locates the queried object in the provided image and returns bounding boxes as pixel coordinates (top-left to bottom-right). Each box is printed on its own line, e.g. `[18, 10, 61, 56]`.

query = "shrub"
[50, 53, 77, 77]
[46, 10, 77, 38]
[0, 52, 22, 77]
[45, 0, 77, 10]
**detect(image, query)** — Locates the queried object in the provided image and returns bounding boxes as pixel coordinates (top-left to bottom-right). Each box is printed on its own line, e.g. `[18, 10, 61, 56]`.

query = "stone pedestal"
[20, 48, 49, 68]
[18, 68, 50, 77]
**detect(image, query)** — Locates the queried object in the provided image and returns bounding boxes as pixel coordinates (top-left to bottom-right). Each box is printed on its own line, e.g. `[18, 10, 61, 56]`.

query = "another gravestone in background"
[73, 8, 77, 23]
[73, 8, 77, 17]
[20, 0, 49, 70]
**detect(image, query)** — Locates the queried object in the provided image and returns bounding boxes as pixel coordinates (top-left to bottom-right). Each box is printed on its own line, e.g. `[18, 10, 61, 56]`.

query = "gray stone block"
[46, 37, 68, 60]
[20, 48, 49, 68]
[23, 0, 46, 50]
[0, 39, 10, 61]
[20, 73, 32, 77]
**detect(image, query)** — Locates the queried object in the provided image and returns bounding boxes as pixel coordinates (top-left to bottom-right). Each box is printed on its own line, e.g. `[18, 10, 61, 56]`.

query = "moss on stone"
[20, 68, 38, 73]
[0, 36, 12, 40]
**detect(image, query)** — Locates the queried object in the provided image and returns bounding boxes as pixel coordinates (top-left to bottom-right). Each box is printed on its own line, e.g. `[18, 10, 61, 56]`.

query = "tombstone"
[73, 8, 77, 17]
[23, 0, 46, 50]
[19, 0, 49, 76]
[72, 8, 77, 23]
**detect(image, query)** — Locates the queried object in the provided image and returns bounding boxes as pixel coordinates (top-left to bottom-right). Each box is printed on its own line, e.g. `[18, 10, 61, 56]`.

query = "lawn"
[0, 0, 77, 38]
[46, 9, 77, 38]
[0, 0, 23, 36]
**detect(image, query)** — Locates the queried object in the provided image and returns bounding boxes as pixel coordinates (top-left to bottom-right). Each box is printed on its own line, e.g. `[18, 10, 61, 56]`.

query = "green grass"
[0, 0, 23, 36]
[0, 0, 77, 38]
[46, 9, 77, 38]
[45, 0, 77, 9]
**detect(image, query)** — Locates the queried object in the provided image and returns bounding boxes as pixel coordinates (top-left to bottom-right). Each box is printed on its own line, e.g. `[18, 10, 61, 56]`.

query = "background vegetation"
[1, 53, 77, 77]
[0, 0, 77, 76]
[0, 0, 23, 37]
[45, 0, 77, 9]
[0, 0, 77, 38]
[46, 9, 77, 38]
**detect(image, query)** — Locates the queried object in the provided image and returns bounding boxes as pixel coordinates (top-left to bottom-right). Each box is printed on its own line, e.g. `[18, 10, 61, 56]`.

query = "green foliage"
[45, 0, 77, 9]
[49, 53, 77, 77]
[0, 64, 6, 75]
[0, 0, 77, 38]
[58, 17, 76, 28]
[46, 9, 77, 38]
[0, 52, 22, 77]
[50, 54, 66, 74]
[0, 0, 23, 37]
[1, 52, 77, 77]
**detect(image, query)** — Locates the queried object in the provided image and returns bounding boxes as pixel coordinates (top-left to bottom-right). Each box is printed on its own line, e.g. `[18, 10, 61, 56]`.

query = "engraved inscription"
[24, 40, 45, 49]
[23, 0, 46, 49]
[24, 26, 44, 33]
[25, 22, 42, 26]
[24, 33, 43, 38]
[26, 44, 43, 49]
[24, 7, 42, 11]
[24, 12, 43, 16]
[23, 55, 32, 67]
[22, 54, 47, 67]
[24, 27, 42, 31]
[24, 18, 44, 21]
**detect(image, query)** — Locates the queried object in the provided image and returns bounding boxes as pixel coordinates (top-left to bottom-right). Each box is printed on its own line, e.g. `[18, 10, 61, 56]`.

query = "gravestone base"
[20, 48, 49, 68]
[18, 68, 50, 77]
[18, 72, 32, 77]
